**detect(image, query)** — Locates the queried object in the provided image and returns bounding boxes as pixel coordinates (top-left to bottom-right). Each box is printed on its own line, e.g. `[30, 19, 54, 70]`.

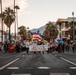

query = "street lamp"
[14, 0, 16, 40]
[72, 12, 74, 42]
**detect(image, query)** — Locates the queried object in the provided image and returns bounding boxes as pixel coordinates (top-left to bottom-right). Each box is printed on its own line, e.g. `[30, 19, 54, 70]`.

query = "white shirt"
[26, 41, 29, 48]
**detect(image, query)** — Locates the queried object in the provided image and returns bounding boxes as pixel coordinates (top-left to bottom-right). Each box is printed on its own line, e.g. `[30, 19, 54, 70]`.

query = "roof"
[56, 18, 68, 23]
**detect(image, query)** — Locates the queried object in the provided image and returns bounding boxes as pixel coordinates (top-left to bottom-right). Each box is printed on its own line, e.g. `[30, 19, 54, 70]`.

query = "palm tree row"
[0, 0, 20, 42]
[0, 7, 15, 42]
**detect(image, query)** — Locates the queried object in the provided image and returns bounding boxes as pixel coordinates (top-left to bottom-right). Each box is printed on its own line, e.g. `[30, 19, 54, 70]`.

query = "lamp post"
[14, 0, 16, 40]
[72, 12, 74, 43]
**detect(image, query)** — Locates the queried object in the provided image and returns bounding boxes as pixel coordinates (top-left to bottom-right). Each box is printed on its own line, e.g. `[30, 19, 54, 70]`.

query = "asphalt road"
[0, 51, 76, 75]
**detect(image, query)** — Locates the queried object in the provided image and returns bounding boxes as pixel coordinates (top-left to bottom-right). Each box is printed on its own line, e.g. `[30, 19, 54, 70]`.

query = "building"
[56, 18, 69, 40]
[56, 17, 76, 43]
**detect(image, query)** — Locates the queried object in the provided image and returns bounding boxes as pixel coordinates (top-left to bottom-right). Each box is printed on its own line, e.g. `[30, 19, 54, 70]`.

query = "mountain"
[30, 25, 46, 35]
[30, 22, 56, 35]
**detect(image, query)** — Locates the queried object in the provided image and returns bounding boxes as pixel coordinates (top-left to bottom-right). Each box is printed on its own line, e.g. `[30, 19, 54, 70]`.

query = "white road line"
[60, 57, 76, 66]
[7, 67, 19, 69]
[50, 73, 70, 75]
[38, 67, 50, 69]
[69, 67, 76, 69]
[0, 58, 20, 70]
[12, 74, 31, 75]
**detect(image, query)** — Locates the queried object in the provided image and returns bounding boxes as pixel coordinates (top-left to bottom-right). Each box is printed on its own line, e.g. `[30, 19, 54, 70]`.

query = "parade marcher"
[15, 42, 21, 53]
[65, 43, 70, 52]
[46, 41, 50, 53]
[72, 43, 76, 52]
[57, 43, 62, 53]
[25, 40, 30, 54]
[4, 41, 8, 52]
[8, 43, 15, 53]
[1, 43, 4, 52]
[62, 42, 65, 53]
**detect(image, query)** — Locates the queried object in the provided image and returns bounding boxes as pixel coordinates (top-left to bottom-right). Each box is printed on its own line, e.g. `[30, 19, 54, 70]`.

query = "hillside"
[30, 25, 46, 35]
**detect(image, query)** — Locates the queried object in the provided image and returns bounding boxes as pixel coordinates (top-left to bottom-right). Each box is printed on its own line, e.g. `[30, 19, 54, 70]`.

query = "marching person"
[15, 42, 21, 53]
[25, 40, 30, 54]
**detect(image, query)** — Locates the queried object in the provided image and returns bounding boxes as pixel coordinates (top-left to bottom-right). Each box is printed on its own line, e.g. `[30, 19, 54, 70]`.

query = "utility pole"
[14, 0, 16, 40]
[72, 12, 74, 43]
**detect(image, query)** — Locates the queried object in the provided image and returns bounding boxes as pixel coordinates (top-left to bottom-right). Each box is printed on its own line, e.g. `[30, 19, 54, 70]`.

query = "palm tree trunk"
[9, 27, 11, 42]
[16, 10, 18, 35]
[0, 0, 3, 42]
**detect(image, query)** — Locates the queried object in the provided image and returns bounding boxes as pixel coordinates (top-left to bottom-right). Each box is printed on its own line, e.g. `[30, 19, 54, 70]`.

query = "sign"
[29, 44, 48, 52]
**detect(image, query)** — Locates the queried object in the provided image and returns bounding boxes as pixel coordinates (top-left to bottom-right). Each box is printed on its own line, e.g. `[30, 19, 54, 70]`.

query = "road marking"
[50, 73, 70, 75]
[7, 67, 19, 69]
[22, 55, 25, 57]
[60, 57, 76, 66]
[0, 58, 20, 70]
[69, 67, 76, 69]
[38, 67, 50, 69]
[12, 74, 31, 75]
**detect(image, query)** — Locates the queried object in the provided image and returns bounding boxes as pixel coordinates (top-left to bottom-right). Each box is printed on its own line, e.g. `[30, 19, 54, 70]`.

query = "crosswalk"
[7, 66, 75, 75]
[12, 74, 31, 75]
[50, 73, 70, 75]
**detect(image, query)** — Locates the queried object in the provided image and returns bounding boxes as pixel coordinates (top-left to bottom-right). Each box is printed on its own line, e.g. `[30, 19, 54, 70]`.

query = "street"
[0, 51, 76, 75]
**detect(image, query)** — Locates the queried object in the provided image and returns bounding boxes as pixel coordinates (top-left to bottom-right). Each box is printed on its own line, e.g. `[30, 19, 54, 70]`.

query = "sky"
[1, 0, 76, 32]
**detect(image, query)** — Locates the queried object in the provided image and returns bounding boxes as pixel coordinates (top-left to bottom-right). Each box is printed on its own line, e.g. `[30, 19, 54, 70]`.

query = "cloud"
[2, 0, 28, 12]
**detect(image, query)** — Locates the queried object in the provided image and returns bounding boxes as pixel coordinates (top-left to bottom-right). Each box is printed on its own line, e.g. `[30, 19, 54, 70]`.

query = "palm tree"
[14, 5, 20, 34]
[18, 26, 27, 40]
[43, 21, 59, 42]
[3, 7, 15, 42]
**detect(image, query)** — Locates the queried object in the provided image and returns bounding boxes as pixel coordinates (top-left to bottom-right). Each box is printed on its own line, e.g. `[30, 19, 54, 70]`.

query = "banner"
[29, 44, 48, 52]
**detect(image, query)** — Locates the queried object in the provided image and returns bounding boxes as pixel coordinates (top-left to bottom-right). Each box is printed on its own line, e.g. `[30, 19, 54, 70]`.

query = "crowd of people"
[0, 40, 30, 53]
[0, 39, 76, 54]
[47, 39, 76, 53]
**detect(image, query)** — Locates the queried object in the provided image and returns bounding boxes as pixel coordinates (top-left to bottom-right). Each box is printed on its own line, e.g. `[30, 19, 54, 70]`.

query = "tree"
[18, 26, 27, 40]
[27, 31, 32, 41]
[18, 26, 32, 41]
[43, 21, 59, 42]
[2, 7, 15, 42]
